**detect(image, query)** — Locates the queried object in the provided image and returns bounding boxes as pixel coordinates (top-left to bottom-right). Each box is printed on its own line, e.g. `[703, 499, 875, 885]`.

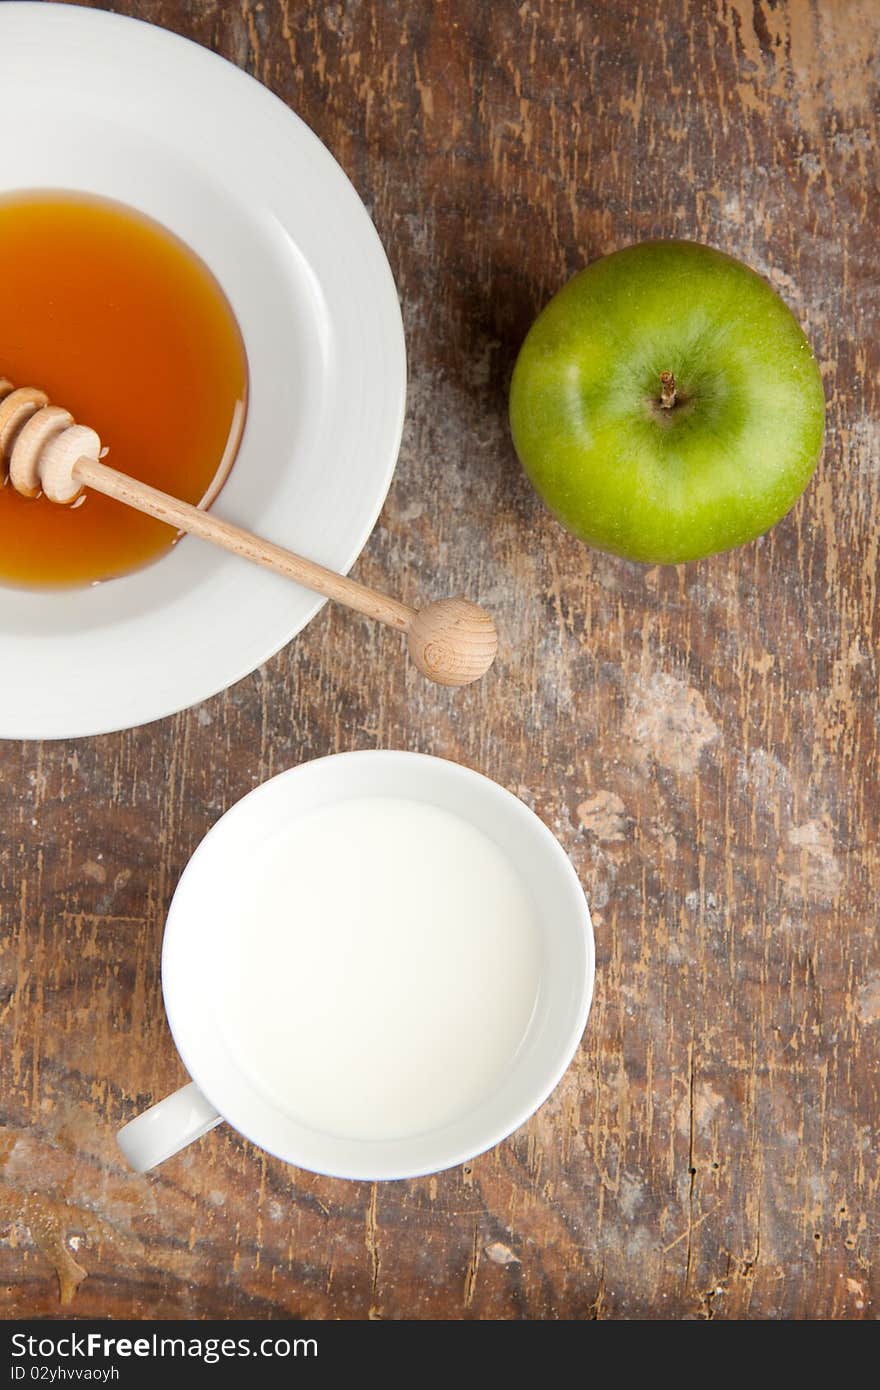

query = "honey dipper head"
[407, 598, 498, 686]
[0, 377, 101, 503]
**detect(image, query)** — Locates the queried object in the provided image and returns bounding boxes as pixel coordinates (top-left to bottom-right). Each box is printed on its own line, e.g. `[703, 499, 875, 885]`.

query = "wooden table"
[1, 0, 877, 1321]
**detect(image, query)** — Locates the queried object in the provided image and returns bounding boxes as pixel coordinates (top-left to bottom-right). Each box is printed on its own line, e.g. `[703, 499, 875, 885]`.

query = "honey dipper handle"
[73, 455, 415, 629]
[71, 456, 498, 686]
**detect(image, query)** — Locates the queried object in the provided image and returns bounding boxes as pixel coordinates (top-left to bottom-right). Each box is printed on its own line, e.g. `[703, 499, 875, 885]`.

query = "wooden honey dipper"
[0, 378, 498, 686]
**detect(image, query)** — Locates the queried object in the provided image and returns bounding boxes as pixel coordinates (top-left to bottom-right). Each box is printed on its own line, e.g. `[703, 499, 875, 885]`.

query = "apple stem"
[659, 371, 677, 409]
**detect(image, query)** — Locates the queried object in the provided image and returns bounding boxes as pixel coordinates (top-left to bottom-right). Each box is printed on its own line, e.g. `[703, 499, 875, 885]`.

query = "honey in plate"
[0, 191, 248, 588]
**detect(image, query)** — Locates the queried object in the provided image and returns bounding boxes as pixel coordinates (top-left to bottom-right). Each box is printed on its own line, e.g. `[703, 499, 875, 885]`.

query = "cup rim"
[161, 751, 595, 1180]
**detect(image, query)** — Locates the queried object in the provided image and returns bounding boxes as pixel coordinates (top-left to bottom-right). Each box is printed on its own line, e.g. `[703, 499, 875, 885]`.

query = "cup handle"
[117, 1081, 222, 1172]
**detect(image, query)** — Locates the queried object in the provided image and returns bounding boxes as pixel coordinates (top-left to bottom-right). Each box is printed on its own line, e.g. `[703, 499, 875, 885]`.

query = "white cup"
[117, 751, 594, 1180]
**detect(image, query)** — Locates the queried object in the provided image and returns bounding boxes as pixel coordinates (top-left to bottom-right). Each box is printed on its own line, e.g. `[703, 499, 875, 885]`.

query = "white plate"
[0, 3, 406, 739]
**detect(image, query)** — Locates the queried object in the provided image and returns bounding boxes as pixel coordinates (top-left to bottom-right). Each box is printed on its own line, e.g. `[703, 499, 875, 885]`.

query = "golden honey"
[0, 191, 248, 587]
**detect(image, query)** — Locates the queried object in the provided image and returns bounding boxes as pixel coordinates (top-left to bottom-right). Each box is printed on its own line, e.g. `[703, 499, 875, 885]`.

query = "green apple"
[509, 241, 825, 563]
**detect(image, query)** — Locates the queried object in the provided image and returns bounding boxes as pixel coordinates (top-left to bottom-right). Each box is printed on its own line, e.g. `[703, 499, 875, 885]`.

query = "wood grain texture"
[1, 0, 877, 1320]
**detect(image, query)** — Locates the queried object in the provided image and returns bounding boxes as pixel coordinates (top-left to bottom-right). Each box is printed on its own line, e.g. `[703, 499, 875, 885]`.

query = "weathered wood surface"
[1, 0, 877, 1320]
